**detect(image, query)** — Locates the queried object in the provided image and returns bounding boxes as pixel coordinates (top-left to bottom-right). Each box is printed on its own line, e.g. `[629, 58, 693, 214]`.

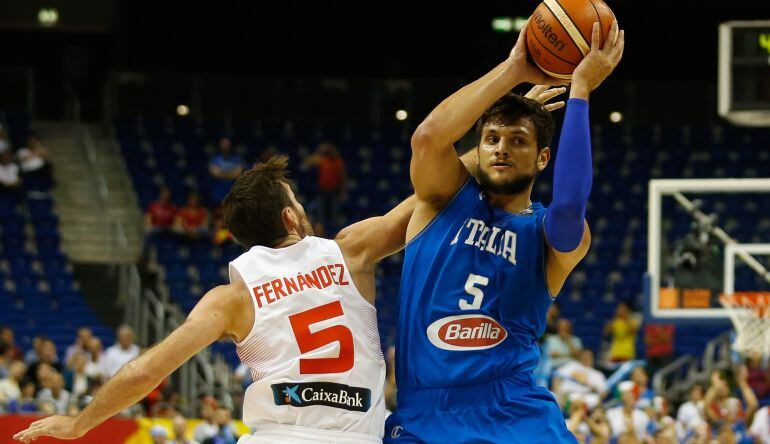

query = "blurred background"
[1, 0, 770, 443]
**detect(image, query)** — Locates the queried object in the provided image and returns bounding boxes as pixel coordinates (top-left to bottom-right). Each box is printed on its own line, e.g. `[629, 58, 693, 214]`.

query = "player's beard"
[477, 163, 537, 196]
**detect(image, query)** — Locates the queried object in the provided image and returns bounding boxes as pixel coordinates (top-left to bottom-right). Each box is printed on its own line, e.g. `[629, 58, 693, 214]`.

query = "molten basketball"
[526, 0, 616, 80]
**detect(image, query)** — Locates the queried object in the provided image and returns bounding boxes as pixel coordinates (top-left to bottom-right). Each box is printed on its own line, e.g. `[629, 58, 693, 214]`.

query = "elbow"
[123, 360, 159, 387]
[411, 123, 438, 154]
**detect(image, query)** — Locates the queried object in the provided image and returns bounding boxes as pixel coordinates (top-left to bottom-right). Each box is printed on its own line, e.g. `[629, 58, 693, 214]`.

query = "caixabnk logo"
[271, 382, 371, 412]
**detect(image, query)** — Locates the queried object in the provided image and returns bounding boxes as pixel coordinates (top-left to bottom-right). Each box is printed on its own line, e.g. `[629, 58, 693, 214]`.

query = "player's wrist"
[502, 57, 526, 86]
[569, 81, 591, 100]
[71, 414, 91, 437]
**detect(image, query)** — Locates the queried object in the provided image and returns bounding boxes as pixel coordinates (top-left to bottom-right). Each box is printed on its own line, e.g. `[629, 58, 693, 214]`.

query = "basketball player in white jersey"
[14, 155, 414, 444]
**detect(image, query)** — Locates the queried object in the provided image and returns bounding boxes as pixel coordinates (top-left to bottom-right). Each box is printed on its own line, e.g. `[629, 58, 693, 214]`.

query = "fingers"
[13, 427, 40, 443]
[590, 22, 600, 52]
[538, 86, 567, 103]
[604, 20, 619, 51]
[514, 17, 531, 49]
[524, 84, 549, 99]
[544, 101, 566, 112]
[613, 30, 625, 63]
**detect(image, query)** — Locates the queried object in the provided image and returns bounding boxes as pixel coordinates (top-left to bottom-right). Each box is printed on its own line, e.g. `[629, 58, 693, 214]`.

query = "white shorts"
[237, 423, 382, 444]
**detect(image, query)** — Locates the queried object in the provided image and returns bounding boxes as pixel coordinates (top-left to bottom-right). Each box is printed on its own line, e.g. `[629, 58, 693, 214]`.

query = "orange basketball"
[526, 0, 616, 80]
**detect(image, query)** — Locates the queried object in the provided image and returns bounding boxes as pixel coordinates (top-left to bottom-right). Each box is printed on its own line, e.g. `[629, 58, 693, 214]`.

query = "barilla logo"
[426, 314, 507, 351]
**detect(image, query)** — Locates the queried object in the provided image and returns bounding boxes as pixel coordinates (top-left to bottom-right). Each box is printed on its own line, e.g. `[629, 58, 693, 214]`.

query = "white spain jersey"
[228, 236, 386, 443]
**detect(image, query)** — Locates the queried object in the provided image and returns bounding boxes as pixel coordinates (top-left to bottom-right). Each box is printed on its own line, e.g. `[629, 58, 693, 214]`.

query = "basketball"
[526, 0, 616, 80]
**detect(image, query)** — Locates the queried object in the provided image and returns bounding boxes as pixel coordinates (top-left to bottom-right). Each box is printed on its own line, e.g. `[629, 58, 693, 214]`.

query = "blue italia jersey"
[396, 177, 553, 390]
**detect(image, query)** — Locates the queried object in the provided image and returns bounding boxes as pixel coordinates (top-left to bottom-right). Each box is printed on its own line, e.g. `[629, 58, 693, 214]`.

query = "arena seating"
[116, 116, 770, 366]
[0, 112, 114, 356]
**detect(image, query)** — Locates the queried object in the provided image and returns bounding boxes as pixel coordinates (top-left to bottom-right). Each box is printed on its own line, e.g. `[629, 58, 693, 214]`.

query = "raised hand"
[509, 20, 568, 87]
[571, 21, 625, 99]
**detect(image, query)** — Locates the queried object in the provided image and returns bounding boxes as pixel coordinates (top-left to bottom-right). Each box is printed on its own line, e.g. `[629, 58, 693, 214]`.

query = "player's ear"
[537, 147, 551, 172]
[281, 206, 300, 235]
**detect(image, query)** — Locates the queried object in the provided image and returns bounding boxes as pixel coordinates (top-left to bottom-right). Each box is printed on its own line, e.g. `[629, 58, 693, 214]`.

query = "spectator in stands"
[174, 191, 209, 240]
[212, 213, 234, 246]
[17, 379, 39, 413]
[0, 150, 22, 200]
[0, 341, 10, 378]
[171, 414, 196, 444]
[630, 367, 654, 409]
[606, 382, 650, 442]
[26, 339, 62, 386]
[202, 407, 238, 444]
[150, 424, 170, 444]
[553, 349, 607, 408]
[0, 361, 26, 407]
[64, 327, 93, 365]
[643, 323, 674, 370]
[64, 352, 92, 400]
[85, 337, 108, 382]
[208, 137, 243, 205]
[565, 398, 591, 443]
[546, 318, 583, 368]
[566, 399, 611, 444]
[17, 134, 53, 190]
[604, 302, 640, 363]
[193, 396, 219, 443]
[145, 187, 179, 234]
[1, 325, 23, 361]
[303, 142, 347, 229]
[676, 382, 705, 440]
[750, 404, 770, 443]
[646, 395, 676, 442]
[104, 325, 140, 377]
[703, 367, 758, 440]
[37, 371, 71, 414]
[24, 335, 46, 364]
[745, 351, 770, 398]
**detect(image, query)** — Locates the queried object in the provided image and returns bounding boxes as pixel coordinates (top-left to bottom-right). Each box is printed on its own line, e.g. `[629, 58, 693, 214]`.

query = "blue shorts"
[384, 373, 577, 444]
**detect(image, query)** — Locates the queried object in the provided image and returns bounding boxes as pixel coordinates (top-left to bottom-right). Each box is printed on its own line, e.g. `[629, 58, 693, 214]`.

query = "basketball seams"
[527, 25, 579, 69]
[544, 0, 590, 56]
[587, 0, 603, 47]
[555, 0, 593, 46]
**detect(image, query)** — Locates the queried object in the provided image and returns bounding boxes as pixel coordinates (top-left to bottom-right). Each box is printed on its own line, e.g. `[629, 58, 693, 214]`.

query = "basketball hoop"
[719, 292, 770, 358]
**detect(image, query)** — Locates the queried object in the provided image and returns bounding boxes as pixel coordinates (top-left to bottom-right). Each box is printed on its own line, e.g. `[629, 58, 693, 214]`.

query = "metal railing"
[77, 123, 235, 415]
[123, 283, 234, 415]
[652, 330, 733, 400]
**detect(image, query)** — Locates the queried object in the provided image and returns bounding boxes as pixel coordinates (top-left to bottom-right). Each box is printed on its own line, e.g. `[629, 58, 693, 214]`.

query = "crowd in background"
[0, 324, 241, 444]
[0, 129, 54, 199]
[143, 138, 347, 245]
[522, 302, 770, 443]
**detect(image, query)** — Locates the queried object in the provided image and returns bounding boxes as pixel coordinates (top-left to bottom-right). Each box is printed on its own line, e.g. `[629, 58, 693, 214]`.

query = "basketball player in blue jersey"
[385, 19, 625, 444]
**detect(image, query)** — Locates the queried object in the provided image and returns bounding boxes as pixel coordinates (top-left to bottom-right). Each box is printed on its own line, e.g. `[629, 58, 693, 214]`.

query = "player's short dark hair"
[475, 93, 555, 150]
[223, 155, 295, 249]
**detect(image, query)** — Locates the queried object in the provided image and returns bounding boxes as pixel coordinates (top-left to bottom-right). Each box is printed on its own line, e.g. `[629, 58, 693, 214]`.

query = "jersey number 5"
[459, 273, 489, 310]
[288, 300, 354, 374]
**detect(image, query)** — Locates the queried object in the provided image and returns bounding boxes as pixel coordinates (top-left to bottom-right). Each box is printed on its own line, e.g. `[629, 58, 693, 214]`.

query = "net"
[719, 292, 770, 357]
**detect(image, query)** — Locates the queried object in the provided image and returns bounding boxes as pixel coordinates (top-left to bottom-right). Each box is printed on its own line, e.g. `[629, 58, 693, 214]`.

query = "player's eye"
[486, 136, 499, 144]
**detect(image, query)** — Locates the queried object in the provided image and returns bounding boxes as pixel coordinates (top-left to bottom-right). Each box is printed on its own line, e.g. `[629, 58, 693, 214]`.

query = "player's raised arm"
[410, 22, 563, 206]
[336, 195, 417, 267]
[14, 283, 249, 443]
[544, 21, 624, 294]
